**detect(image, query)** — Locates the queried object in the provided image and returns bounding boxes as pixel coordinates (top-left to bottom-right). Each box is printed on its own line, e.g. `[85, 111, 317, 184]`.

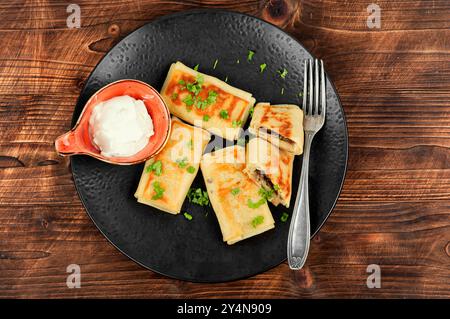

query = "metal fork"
[287, 58, 326, 270]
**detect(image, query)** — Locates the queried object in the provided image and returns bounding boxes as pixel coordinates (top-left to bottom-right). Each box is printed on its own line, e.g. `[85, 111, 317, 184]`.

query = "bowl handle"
[55, 130, 84, 156]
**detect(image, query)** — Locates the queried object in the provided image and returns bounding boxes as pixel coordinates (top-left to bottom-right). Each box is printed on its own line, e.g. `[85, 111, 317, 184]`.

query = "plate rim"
[70, 8, 349, 283]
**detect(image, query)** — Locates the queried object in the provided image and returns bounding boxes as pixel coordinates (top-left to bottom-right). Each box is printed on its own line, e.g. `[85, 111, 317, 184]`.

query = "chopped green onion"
[182, 94, 194, 106]
[232, 119, 243, 128]
[278, 68, 288, 79]
[151, 181, 165, 200]
[196, 100, 207, 110]
[247, 198, 266, 209]
[176, 157, 188, 168]
[146, 160, 162, 176]
[187, 139, 193, 149]
[260, 63, 267, 73]
[196, 73, 204, 84]
[171, 92, 178, 100]
[186, 166, 196, 174]
[180, 74, 213, 110]
[187, 187, 210, 206]
[249, 106, 254, 118]
[259, 187, 275, 201]
[203, 114, 210, 122]
[183, 212, 193, 220]
[220, 109, 229, 119]
[213, 59, 218, 69]
[194, 64, 199, 71]
[194, 90, 217, 110]
[224, 76, 228, 82]
[206, 90, 218, 105]
[251, 215, 264, 227]
[280, 212, 289, 222]
[281, 87, 284, 95]
[231, 188, 240, 196]
[247, 50, 255, 61]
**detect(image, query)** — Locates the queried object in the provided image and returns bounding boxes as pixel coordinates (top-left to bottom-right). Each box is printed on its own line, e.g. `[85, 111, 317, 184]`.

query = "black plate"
[71, 10, 348, 282]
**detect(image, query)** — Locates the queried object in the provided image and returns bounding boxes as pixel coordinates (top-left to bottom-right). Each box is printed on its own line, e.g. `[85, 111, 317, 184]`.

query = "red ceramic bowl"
[55, 79, 171, 165]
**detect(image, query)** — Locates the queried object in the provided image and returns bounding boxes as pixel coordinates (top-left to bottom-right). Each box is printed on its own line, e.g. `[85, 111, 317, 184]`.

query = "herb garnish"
[278, 68, 288, 79]
[206, 90, 218, 105]
[260, 63, 267, 73]
[187, 188, 210, 206]
[184, 212, 193, 220]
[146, 160, 162, 176]
[247, 198, 266, 209]
[187, 139, 193, 150]
[247, 187, 274, 209]
[182, 94, 194, 107]
[280, 212, 289, 222]
[247, 50, 255, 61]
[231, 188, 240, 196]
[249, 106, 254, 118]
[213, 59, 218, 69]
[259, 187, 275, 201]
[232, 119, 243, 128]
[203, 114, 210, 122]
[196, 90, 218, 110]
[186, 166, 196, 174]
[186, 75, 203, 96]
[251, 215, 264, 228]
[180, 74, 217, 110]
[176, 157, 188, 168]
[171, 92, 178, 100]
[220, 109, 229, 119]
[194, 64, 199, 71]
[151, 181, 165, 200]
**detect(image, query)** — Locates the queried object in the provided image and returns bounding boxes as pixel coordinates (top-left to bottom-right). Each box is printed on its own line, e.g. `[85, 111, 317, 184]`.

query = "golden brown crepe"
[160, 61, 256, 141]
[249, 103, 304, 155]
[200, 145, 275, 245]
[244, 137, 294, 208]
[135, 117, 211, 214]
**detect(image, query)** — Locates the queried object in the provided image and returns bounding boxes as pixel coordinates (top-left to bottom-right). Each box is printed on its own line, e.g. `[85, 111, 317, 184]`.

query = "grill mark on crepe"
[259, 127, 295, 145]
[259, 105, 293, 137]
[255, 169, 278, 195]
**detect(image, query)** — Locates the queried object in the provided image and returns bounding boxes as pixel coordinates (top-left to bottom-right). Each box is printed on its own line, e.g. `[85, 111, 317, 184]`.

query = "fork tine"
[314, 59, 319, 115]
[302, 60, 308, 113]
[308, 59, 313, 115]
[320, 60, 326, 116]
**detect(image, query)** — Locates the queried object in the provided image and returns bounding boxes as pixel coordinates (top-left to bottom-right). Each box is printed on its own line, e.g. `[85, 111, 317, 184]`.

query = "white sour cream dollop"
[89, 95, 154, 157]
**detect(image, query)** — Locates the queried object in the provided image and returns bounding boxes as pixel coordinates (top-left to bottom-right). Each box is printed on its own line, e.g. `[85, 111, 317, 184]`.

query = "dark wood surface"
[0, 0, 449, 298]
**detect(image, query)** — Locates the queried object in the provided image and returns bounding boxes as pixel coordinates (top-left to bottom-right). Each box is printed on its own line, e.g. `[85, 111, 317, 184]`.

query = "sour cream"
[89, 95, 154, 157]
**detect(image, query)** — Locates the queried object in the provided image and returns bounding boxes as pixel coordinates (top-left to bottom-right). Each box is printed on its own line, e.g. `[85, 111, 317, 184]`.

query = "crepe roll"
[249, 103, 304, 155]
[200, 145, 275, 245]
[160, 61, 256, 141]
[135, 117, 211, 214]
[244, 137, 294, 208]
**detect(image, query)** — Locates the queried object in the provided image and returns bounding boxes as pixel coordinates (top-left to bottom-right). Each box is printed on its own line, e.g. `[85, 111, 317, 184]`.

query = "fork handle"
[287, 132, 314, 270]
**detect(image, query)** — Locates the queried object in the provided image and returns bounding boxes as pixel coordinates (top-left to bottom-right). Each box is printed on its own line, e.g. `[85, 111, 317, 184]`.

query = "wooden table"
[0, 0, 449, 298]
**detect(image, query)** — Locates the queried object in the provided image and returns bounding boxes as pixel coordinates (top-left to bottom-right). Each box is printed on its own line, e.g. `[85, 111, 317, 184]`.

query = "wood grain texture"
[0, 0, 449, 298]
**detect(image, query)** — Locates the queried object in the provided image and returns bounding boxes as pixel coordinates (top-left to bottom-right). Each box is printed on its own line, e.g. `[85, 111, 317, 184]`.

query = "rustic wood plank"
[0, 0, 449, 298]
